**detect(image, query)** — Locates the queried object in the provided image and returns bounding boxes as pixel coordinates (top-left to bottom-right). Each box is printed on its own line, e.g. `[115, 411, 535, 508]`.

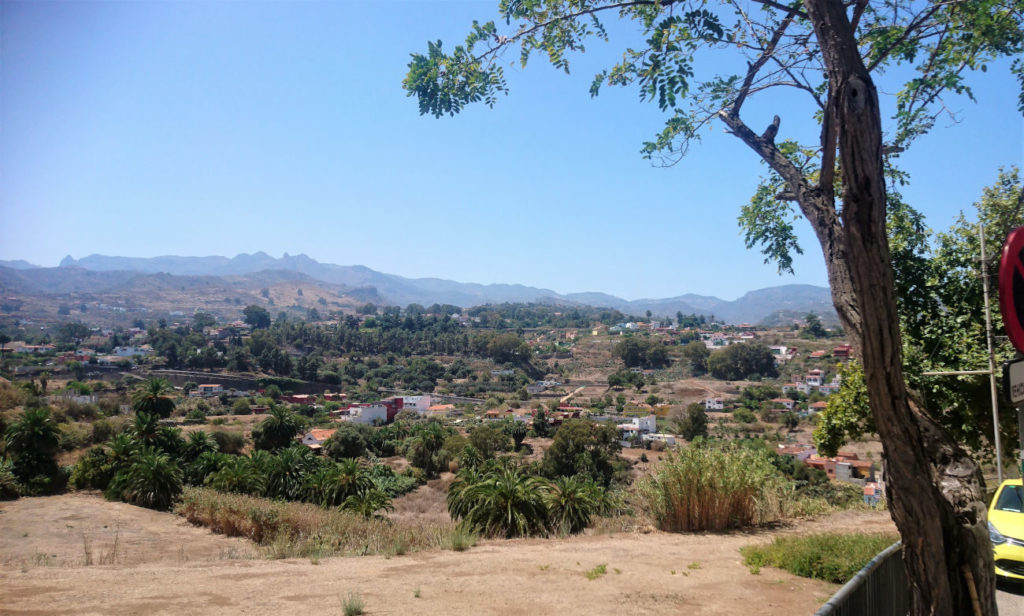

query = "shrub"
[341, 592, 364, 616]
[639, 442, 787, 532]
[91, 418, 127, 444]
[324, 423, 370, 460]
[741, 532, 899, 583]
[232, 398, 252, 415]
[211, 430, 246, 455]
[733, 408, 757, 424]
[0, 457, 20, 500]
[59, 422, 92, 451]
[69, 446, 117, 490]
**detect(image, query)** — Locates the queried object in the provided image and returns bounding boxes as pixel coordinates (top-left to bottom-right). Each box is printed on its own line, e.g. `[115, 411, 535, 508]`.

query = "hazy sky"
[2, 1, 1022, 300]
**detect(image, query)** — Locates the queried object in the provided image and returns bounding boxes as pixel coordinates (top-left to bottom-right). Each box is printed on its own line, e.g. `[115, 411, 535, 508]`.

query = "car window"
[995, 485, 1024, 512]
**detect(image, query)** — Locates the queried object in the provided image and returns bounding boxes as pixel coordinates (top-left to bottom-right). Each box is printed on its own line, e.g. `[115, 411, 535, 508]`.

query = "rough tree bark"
[722, 1, 996, 613]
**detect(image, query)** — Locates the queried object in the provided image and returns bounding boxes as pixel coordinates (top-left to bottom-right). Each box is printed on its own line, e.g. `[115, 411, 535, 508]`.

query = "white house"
[806, 369, 825, 387]
[347, 404, 388, 425]
[705, 398, 724, 410]
[301, 429, 337, 449]
[401, 395, 433, 414]
[632, 414, 658, 433]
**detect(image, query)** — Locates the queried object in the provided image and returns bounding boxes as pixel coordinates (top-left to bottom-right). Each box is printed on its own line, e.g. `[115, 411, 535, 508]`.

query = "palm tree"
[206, 456, 264, 495]
[343, 487, 394, 519]
[4, 407, 62, 493]
[5, 407, 60, 458]
[251, 406, 302, 451]
[543, 475, 599, 535]
[182, 430, 219, 463]
[510, 422, 528, 451]
[304, 459, 373, 508]
[131, 412, 160, 447]
[106, 432, 139, 470]
[265, 445, 315, 500]
[131, 378, 176, 418]
[117, 447, 183, 511]
[184, 451, 226, 486]
[448, 462, 549, 538]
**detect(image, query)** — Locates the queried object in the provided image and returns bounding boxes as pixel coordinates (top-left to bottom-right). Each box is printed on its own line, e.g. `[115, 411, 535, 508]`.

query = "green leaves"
[738, 178, 803, 274]
[404, 37, 508, 118]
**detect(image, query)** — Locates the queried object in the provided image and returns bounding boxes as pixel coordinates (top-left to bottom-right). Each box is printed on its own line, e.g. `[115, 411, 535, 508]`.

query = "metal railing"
[815, 542, 909, 616]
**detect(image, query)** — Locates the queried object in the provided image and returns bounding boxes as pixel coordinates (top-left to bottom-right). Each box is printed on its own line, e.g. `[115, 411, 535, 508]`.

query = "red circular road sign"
[999, 227, 1024, 353]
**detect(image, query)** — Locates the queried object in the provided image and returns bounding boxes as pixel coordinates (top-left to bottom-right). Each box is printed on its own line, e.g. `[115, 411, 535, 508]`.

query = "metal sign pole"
[981, 224, 1005, 483]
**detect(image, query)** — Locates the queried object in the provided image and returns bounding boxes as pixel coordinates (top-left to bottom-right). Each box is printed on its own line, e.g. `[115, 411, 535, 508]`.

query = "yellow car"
[989, 479, 1024, 580]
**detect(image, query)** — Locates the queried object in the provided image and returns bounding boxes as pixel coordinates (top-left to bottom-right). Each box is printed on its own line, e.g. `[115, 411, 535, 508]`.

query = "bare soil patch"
[0, 492, 897, 615]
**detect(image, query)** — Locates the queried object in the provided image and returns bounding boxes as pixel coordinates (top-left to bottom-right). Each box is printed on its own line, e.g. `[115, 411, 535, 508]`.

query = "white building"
[705, 398, 724, 410]
[632, 414, 658, 433]
[401, 395, 433, 414]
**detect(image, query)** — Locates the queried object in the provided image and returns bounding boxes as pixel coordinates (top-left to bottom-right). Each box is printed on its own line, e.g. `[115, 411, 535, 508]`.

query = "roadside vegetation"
[741, 532, 899, 584]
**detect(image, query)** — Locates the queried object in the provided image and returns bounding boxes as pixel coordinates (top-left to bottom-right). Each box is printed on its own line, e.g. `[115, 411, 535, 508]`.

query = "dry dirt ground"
[1, 493, 898, 616]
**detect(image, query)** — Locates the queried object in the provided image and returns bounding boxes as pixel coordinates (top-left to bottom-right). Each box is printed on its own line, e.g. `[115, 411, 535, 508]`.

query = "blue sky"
[1, 1, 1021, 301]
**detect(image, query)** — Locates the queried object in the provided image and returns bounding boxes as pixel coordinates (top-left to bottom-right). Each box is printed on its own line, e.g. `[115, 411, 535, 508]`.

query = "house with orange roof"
[300, 428, 337, 450]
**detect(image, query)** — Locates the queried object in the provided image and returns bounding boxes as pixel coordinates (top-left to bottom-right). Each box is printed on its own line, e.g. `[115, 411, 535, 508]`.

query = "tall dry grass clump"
[176, 487, 456, 558]
[639, 442, 786, 532]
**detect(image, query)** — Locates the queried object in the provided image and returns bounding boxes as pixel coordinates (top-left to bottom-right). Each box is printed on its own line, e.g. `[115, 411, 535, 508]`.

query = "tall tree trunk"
[802, 1, 996, 614]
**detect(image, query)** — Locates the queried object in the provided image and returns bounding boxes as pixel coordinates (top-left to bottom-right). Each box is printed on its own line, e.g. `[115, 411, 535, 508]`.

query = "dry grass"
[177, 487, 458, 559]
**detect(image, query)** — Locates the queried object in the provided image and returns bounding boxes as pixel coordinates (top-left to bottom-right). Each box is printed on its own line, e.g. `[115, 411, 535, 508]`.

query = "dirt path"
[0, 493, 896, 616]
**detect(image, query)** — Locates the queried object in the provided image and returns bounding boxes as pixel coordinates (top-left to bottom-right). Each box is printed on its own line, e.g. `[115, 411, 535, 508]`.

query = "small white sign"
[1006, 360, 1024, 405]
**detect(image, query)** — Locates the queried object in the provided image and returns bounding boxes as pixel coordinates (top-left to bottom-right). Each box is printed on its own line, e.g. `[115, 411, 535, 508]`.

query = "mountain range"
[1, 253, 836, 325]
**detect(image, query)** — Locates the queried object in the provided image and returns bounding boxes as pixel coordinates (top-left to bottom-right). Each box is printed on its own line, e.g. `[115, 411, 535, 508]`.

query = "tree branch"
[866, 2, 949, 73]
[750, 0, 809, 20]
[474, 0, 678, 63]
[730, 14, 795, 116]
[717, 110, 840, 245]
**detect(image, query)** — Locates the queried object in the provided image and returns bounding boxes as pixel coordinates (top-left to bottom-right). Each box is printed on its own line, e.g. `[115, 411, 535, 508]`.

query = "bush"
[733, 408, 757, 424]
[740, 532, 898, 583]
[0, 457, 20, 500]
[639, 442, 787, 532]
[232, 398, 252, 415]
[211, 430, 246, 455]
[69, 446, 117, 490]
[91, 417, 128, 444]
[58, 422, 92, 451]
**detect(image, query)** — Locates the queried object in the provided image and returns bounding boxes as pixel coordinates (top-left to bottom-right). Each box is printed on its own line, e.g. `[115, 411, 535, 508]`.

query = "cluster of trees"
[612, 337, 671, 369]
[707, 343, 778, 381]
[145, 312, 537, 379]
[447, 419, 623, 537]
[466, 303, 634, 329]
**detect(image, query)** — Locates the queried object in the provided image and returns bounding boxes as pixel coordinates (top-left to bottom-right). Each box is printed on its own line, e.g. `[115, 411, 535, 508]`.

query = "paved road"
[998, 579, 1024, 614]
